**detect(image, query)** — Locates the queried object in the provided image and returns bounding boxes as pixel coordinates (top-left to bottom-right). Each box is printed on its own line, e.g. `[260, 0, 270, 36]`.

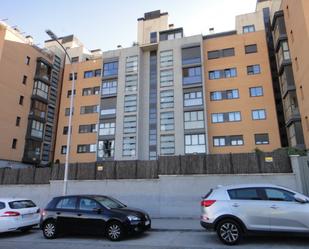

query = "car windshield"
[93, 196, 126, 209]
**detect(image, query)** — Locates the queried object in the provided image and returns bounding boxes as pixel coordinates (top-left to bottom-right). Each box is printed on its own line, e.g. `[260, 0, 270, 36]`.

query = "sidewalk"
[151, 218, 203, 232]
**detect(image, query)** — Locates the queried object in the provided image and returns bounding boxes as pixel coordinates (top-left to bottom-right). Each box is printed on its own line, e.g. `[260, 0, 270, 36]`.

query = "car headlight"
[127, 215, 141, 221]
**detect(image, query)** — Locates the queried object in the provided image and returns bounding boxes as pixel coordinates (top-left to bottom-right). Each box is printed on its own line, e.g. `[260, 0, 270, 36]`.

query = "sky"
[0, 0, 257, 51]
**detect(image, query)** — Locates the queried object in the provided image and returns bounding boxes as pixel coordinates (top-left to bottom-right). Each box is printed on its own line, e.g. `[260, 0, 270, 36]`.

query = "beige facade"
[204, 31, 281, 154]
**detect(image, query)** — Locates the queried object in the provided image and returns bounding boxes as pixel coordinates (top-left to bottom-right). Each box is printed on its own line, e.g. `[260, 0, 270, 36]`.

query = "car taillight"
[41, 209, 47, 216]
[201, 200, 216, 207]
[1, 211, 21, 217]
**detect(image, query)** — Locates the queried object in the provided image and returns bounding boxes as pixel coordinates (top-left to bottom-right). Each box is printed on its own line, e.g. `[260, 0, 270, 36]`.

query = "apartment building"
[271, 0, 309, 149]
[0, 22, 63, 167]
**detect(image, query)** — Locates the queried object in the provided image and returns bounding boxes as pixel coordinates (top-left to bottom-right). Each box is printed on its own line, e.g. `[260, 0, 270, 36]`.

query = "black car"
[40, 195, 151, 241]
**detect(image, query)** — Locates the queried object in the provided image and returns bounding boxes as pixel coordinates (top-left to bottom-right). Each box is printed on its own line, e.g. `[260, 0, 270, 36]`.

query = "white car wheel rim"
[108, 224, 121, 239]
[44, 223, 55, 237]
[220, 223, 239, 243]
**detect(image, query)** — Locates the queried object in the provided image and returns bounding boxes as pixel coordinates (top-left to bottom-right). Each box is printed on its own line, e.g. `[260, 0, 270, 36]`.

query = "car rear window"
[0, 202, 5, 210]
[9, 200, 36, 209]
[228, 188, 262, 200]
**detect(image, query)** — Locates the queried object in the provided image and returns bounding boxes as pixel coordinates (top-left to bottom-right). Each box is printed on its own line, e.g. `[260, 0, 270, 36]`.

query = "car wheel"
[106, 221, 124, 241]
[42, 220, 57, 239]
[216, 219, 242, 245]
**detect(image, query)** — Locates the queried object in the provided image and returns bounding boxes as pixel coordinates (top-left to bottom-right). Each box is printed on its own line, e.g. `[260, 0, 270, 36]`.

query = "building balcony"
[285, 105, 301, 127]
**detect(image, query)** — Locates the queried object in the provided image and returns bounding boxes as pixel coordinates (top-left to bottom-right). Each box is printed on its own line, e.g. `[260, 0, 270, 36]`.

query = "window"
[228, 112, 241, 122]
[160, 135, 175, 155]
[126, 56, 138, 73]
[33, 81, 49, 99]
[19, 95, 24, 105]
[228, 188, 261, 200]
[79, 198, 100, 211]
[123, 116, 136, 134]
[125, 74, 138, 92]
[185, 134, 206, 154]
[16, 116, 21, 126]
[183, 66, 202, 84]
[124, 94, 137, 112]
[150, 32, 157, 43]
[255, 133, 269, 145]
[82, 87, 100, 96]
[63, 126, 68, 135]
[208, 48, 235, 59]
[247, 65, 261, 75]
[226, 89, 239, 99]
[211, 113, 224, 123]
[223, 48, 235, 57]
[213, 135, 244, 146]
[94, 69, 101, 77]
[99, 122, 115, 135]
[249, 87, 263, 97]
[103, 61, 118, 77]
[265, 188, 295, 202]
[30, 100, 47, 119]
[212, 112, 241, 123]
[79, 124, 97, 133]
[31, 120, 44, 138]
[77, 144, 96, 153]
[67, 89, 76, 98]
[65, 107, 74, 116]
[184, 91, 203, 107]
[209, 68, 237, 80]
[160, 50, 173, 68]
[184, 111, 204, 129]
[69, 73, 77, 81]
[97, 140, 114, 158]
[8, 200, 36, 209]
[25, 56, 30, 65]
[252, 109, 266, 120]
[71, 56, 79, 63]
[278, 41, 291, 65]
[243, 25, 255, 33]
[61, 145, 67, 154]
[12, 138, 17, 149]
[160, 112, 174, 131]
[160, 90, 174, 108]
[213, 137, 225, 147]
[207, 50, 220, 60]
[84, 70, 94, 78]
[160, 70, 173, 87]
[102, 80, 117, 95]
[123, 136, 136, 157]
[230, 135, 244, 146]
[182, 46, 201, 65]
[245, 44, 257, 54]
[100, 108, 116, 116]
[80, 105, 99, 114]
[22, 75, 27, 84]
[56, 197, 77, 209]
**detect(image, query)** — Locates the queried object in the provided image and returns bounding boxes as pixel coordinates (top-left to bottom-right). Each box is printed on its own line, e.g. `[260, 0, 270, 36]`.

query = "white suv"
[200, 184, 309, 245]
[0, 198, 40, 233]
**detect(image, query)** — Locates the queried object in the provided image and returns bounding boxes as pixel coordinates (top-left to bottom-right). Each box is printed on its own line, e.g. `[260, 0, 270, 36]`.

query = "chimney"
[209, 27, 215, 34]
[26, 35, 34, 44]
[169, 24, 174, 29]
[117, 45, 122, 48]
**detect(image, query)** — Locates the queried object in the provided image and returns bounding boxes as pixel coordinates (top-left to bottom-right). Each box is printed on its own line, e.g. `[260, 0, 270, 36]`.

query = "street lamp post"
[46, 29, 75, 195]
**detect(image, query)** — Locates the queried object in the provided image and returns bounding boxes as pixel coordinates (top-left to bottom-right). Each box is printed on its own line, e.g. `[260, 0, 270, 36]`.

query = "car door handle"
[270, 205, 279, 209]
[232, 203, 239, 207]
[77, 213, 82, 217]
[56, 212, 61, 215]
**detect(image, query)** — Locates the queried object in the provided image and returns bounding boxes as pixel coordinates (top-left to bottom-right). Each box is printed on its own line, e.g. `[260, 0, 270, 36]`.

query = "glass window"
[126, 56, 138, 73]
[160, 50, 173, 68]
[102, 80, 117, 95]
[99, 122, 115, 136]
[33, 81, 49, 99]
[84, 70, 94, 78]
[183, 66, 202, 84]
[160, 90, 174, 108]
[77, 144, 96, 153]
[125, 74, 138, 92]
[245, 44, 257, 54]
[250, 87, 263, 97]
[182, 46, 201, 65]
[82, 88, 92, 96]
[65, 107, 74, 116]
[211, 113, 224, 123]
[265, 188, 295, 202]
[255, 133, 269, 145]
[100, 108, 116, 116]
[252, 109, 266, 120]
[31, 120, 44, 138]
[184, 91, 203, 107]
[184, 111, 204, 129]
[69, 73, 77, 81]
[9, 200, 36, 209]
[80, 105, 99, 114]
[209, 70, 221, 80]
[213, 137, 226, 147]
[56, 197, 77, 210]
[124, 94, 137, 112]
[228, 188, 261, 200]
[160, 112, 174, 131]
[224, 68, 237, 78]
[97, 140, 114, 158]
[94, 69, 101, 77]
[61, 145, 67, 154]
[123, 115, 136, 134]
[160, 135, 175, 155]
[222, 48, 235, 57]
[207, 50, 220, 60]
[79, 198, 100, 211]
[210, 91, 222, 101]
[79, 124, 97, 133]
[150, 32, 157, 43]
[30, 100, 47, 119]
[185, 134, 206, 154]
[230, 135, 244, 146]
[247, 65, 261, 75]
[228, 112, 241, 122]
[123, 136, 136, 157]
[67, 89, 76, 98]
[243, 25, 255, 33]
[160, 69, 173, 87]
[226, 89, 239, 99]
[103, 61, 118, 76]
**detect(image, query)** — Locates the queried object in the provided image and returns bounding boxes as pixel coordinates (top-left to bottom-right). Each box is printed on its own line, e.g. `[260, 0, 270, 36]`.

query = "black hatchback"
[40, 195, 151, 241]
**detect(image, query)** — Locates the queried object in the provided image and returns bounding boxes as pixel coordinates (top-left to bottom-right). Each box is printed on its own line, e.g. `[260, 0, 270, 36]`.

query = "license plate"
[145, 220, 150, 226]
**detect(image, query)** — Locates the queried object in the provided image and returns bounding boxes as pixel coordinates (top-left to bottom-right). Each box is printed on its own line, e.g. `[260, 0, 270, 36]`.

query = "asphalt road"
[0, 229, 309, 249]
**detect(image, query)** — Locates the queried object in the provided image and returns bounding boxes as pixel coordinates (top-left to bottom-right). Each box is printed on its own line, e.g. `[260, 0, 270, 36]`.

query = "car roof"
[0, 198, 31, 202]
[53, 195, 110, 199]
[216, 183, 286, 191]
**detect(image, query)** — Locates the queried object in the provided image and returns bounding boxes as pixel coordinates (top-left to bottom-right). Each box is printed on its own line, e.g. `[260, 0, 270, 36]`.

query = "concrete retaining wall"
[0, 173, 298, 218]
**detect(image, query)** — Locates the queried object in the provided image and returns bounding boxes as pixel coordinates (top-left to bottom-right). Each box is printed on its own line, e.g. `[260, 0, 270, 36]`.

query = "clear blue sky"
[0, 0, 257, 51]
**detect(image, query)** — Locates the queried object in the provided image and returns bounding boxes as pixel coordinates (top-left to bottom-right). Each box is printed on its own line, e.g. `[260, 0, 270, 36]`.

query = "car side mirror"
[294, 195, 308, 204]
[93, 207, 102, 214]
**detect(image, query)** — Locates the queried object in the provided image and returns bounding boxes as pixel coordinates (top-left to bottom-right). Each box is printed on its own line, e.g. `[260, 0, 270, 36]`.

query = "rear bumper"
[0, 217, 39, 233]
[200, 220, 214, 230]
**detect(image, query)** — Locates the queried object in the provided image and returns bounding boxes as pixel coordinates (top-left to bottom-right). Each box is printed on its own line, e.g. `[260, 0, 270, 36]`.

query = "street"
[0, 221, 309, 249]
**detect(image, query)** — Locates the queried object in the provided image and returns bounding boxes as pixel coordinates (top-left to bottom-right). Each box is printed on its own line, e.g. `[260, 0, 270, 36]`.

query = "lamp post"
[46, 29, 75, 195]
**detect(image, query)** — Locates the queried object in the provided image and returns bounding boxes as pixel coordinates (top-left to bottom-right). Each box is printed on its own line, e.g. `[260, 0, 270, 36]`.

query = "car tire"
[106, 221, 124, 241]
[216, 219, 242, 245]
[42, 220, 57, 239]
